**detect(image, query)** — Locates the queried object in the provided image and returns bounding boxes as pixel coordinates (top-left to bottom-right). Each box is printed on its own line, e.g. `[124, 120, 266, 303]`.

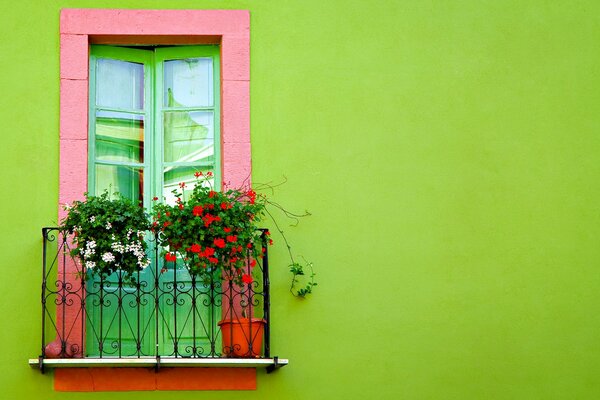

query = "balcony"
[29, 227, 287, 372]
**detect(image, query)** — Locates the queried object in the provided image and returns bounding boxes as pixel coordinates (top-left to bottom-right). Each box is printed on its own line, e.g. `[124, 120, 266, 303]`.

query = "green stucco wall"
[2, 1, 600, 398]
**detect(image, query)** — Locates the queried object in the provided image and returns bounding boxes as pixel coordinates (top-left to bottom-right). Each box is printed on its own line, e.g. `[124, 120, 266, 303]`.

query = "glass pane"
[95, 164, 143, 203]
[163, 111, 214, 163]
[163, 166, 214, 205]
[96, 58, 144, 110]
[95, 111, 144, 163]
[163, 58, 213, 107]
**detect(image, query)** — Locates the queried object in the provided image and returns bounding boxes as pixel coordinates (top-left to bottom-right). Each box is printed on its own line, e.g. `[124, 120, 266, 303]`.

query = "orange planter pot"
[218, 318, 266, 358]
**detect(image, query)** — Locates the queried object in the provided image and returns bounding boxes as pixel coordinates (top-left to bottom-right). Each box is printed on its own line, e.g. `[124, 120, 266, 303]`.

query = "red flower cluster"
[247, 189, 257, 204]
[152, 170, 267, 281]
[188, 243, 216, 259]
[193, 205, 204, 216]
[202, 214, 221, 227]
[226, 235, 237, 243]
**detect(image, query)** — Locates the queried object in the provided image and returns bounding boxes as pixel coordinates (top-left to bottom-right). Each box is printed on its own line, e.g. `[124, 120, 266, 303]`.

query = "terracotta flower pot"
[218, 318, 265, 358]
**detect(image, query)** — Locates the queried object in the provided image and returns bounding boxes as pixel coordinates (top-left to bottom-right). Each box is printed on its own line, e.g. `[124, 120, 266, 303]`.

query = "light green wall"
[2, 1, 600, 399]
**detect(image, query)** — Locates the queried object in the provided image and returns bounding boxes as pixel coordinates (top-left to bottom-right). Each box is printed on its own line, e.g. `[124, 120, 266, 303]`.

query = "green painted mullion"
[162, 162, 216, 168]
[94, 160, 145, 168]
[162, 106, 216, 112]
[154, 49, 164, 202]
[95, 106, 146, 115]
[143, 53, 154, 211]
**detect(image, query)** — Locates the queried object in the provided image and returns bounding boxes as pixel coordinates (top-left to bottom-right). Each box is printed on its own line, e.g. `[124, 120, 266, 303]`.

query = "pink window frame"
[56, 9, 253, 390]
[59, 8, 251, 223]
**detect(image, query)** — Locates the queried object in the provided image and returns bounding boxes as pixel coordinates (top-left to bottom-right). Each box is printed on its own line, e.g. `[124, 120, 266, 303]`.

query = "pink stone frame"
[59, 8, 250, 252]
[57, 8, 250, 359]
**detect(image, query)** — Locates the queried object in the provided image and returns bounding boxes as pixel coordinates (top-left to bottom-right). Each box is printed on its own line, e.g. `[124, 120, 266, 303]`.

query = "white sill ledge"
[29, 357, 288, 372]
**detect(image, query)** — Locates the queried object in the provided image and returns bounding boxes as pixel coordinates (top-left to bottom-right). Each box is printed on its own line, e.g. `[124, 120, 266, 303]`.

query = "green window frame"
[88, 45, 221, 206]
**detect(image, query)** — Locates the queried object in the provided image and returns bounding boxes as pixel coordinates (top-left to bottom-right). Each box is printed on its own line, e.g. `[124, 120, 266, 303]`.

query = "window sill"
[29, 356, 288, 371]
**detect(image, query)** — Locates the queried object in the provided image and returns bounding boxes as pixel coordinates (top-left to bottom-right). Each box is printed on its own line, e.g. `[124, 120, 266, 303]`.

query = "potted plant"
[152, 171, 267, 284]
[60, 190, 151, 281]
[152, 172, 315, 357]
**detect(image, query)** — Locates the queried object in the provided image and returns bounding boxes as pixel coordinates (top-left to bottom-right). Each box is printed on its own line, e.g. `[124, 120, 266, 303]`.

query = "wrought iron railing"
[39, 227, 272, 362]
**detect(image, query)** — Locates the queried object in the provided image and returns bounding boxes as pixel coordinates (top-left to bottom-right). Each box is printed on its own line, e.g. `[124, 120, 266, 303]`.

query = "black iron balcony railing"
[32, 227, 286, 372]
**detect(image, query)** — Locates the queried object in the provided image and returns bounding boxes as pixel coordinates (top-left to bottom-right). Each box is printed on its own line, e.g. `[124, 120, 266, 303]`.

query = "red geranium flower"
[191, 244, 201, 253]
[179, 182, 186, 188]
[208, 191, 216, 198]
[250, 260, 257, 268]
[246, 243, 253, 249]
[208, 257, 219, 264]
[214, 238, 226, 248]
[194, 171, 203, 177]
[242, 274, 253, 284]
[165, 253, 176, 262]
[193, 205, 204, 216]
[247, 189, 256, 204]
[203, 247, 215, 257]
[226, 235, 237, 243]
[223, 227, 232, 233]
[178, 203, 184, 210]
[153, 196, 159, 201]
[207, 171, 213, 177]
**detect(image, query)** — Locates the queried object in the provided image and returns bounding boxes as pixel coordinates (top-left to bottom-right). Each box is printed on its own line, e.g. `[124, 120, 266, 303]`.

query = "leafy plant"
[152, 172, 267, 285]
[60, 191, 151, 281]
[153, 172, 317, 295]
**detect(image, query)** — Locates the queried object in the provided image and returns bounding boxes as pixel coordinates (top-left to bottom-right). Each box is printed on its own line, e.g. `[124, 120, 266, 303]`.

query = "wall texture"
[1, 1, 600, 399]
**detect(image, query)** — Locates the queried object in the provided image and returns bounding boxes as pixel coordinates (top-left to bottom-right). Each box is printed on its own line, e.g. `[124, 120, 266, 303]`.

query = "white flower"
[111, 242, 125, 254]
[83, 240, 97, 259]
[85, 261, 96, 269]
[89, 216, 96, 223]
[102, 252, 115, 263]
[63, 203, 72, 211]
[106, 222, 112, 230]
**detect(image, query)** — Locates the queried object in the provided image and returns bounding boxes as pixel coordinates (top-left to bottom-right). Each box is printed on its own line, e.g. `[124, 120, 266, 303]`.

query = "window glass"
[163, 58, 213, 107]
[96, 59, 144, 110]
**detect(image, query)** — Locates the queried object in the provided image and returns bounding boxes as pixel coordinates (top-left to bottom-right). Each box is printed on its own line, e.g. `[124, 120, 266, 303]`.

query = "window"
[89, 45, 221, 206]
[52, 9, 259, 391]
[86, 45, 222, 358]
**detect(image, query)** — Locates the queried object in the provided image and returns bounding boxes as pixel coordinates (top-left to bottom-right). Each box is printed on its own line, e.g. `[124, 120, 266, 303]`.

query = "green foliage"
[289, 260, 317, 298]
[152, 173, 268, 284]
[154, 173, 317, 296]
[60, 191, 150, 281]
